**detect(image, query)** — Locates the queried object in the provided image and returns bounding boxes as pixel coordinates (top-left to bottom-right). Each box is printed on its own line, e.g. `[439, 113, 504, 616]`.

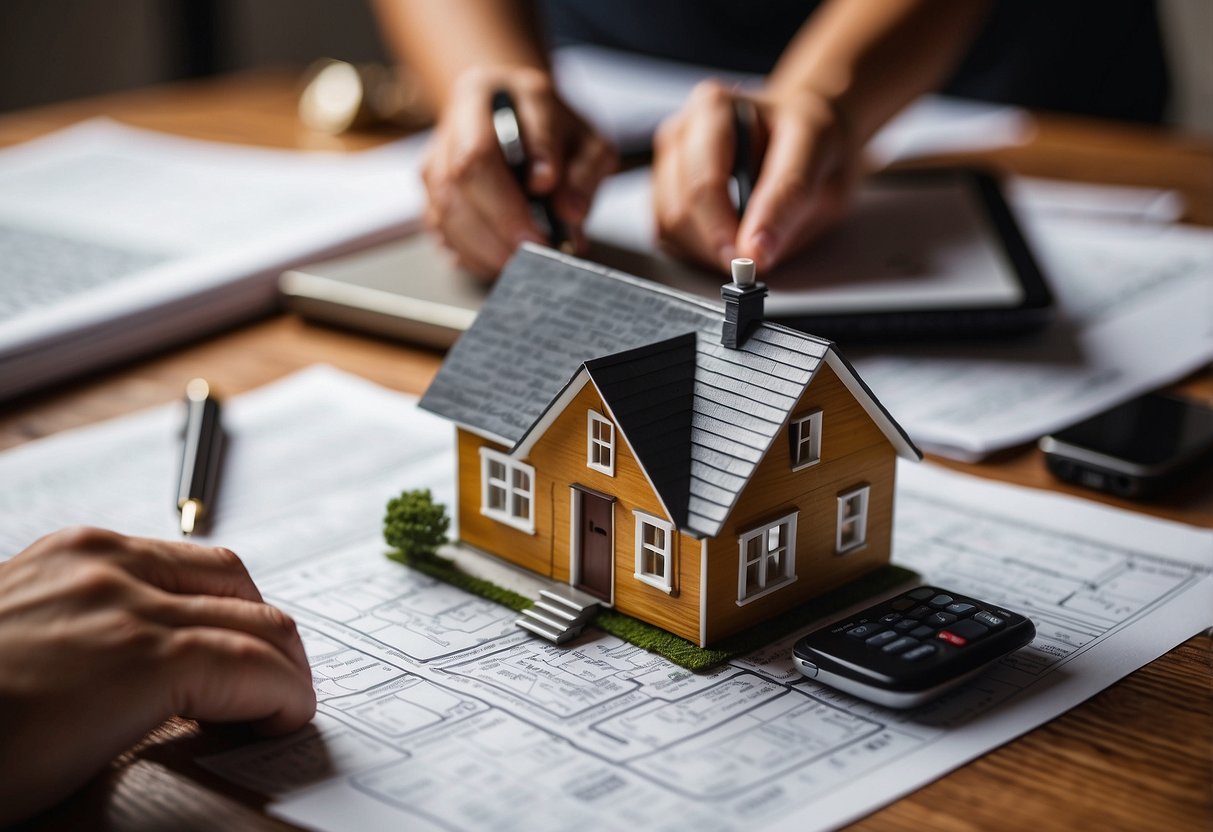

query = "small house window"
[836, 485, 870, 554]
[479, 447, 535, 533]
[587, 411, 615, 476]
[634, 511, 673, 592]
[737, 511, 798, 604]
[789, 410, 822, 470]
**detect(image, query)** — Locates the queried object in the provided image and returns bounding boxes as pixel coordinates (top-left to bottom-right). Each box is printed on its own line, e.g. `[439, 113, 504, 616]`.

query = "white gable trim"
[453, 422, 514, 448]
[512, 370, 591, 458]
[508, 367, 680, 531]
[822, 350, 922, 461]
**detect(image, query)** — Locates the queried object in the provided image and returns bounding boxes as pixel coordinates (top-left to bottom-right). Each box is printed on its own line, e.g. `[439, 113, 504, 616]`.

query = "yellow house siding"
[528, 382, 702, 643]
[701, 363, 897, 644]
[455, 428, 554, 577]
[455, 361, 897, 647]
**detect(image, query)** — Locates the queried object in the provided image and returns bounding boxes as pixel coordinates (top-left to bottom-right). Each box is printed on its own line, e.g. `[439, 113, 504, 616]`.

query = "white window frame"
[736, 511, 799, 605]
[836, 485, 870, 554]
[479, 447, 535, 534]
[790, 410, 823, 470]
[633, 511, 674, 592]
[586, 410, 616, 476]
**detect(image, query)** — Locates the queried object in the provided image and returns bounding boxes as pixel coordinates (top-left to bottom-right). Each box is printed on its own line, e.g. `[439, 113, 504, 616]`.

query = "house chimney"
[721, 258, 766, 349]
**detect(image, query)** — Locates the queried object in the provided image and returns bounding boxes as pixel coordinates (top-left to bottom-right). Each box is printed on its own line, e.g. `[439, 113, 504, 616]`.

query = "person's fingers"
[558, 131, 617, 227]
[146, 590, 310, 676]
[436, 96, 545, 256]
[437, 195, 517, 277]
[164, 627, 316, 735]
[653, 118, 692, 258]
[737, 112, 838, 271]
[510, 81, 562, 194]
[679, 84, 742, 271]
[31, 527, 265, 604]
[653, 81, 742, 272]
[116, 536, 264, 603]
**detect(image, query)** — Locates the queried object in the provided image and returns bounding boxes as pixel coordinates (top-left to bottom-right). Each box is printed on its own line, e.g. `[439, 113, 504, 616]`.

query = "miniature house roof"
[420, 245, 921, 538]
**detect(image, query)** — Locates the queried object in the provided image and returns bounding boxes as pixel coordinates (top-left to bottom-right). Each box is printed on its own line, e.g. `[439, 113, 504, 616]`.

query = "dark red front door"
[576, 488, 613, 600]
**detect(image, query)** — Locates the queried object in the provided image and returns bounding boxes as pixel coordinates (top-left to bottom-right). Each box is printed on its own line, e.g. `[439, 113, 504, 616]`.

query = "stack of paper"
[0, 120, 425, 399]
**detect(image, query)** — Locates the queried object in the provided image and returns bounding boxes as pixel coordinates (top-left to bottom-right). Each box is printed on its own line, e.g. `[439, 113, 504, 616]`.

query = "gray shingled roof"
[419, 245, 918, 537]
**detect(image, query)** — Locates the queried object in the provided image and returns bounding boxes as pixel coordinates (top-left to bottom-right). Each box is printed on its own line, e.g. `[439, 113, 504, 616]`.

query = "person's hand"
[0, 527, 315, 825]
[422, 65, 618, 277]
[653, 79, 862, 274]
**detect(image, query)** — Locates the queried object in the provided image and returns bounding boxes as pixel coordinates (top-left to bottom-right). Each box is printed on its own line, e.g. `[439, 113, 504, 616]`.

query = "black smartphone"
[1039, 392, 1213, 498]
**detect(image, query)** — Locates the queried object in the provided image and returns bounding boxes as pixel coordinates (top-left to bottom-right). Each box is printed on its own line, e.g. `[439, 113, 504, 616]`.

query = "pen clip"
[491, 91, 527, 180]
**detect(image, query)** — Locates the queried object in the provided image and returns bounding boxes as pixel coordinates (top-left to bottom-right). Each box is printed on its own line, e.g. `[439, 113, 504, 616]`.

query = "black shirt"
[541, 0, 1169, 123]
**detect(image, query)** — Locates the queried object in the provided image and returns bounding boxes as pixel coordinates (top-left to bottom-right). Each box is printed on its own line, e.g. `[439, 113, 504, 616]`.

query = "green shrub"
[384, 488, 450, 558]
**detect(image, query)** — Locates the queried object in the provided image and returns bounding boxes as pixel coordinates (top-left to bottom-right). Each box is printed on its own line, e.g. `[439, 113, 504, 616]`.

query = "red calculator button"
[937, 630, 967, 647]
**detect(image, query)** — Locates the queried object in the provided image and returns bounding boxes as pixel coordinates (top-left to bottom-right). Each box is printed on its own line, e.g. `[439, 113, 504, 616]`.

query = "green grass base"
[386, 547, 917, 672]
[597, 564, 918, 670]
[386, 549, 534, 612]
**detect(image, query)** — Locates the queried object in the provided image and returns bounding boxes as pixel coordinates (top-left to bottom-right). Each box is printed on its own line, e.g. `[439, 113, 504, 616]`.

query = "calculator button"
[846, 623, 881, 638]
[865, 630, 898, 647]
[926, 611, 958, 627]
[938, 630, 968, 647]
[902, 644, 938, 661]
[928, 594, 954, 608]
[945, 602, 976, 615]
[894, 619, 919, 632]
[906, 587, 935, 601]
[974, 611, 1007, 629]
[947, 618, 991, 641]
[880, 613, 901, 624]
[890, 599, 915, 611]
[910, 625, 934, 639]
[905, 605, 933, 620]
[882, 637, 919, 654]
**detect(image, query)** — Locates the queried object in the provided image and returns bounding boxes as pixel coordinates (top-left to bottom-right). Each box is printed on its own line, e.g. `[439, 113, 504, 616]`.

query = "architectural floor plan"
[202, 469, 1213, 832]
[1, 368, 1207, 831]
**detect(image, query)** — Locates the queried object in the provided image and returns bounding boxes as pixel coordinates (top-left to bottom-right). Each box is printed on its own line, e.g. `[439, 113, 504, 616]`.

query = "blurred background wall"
[0, 0, 386, 112]
[0, 0, 1208, 132]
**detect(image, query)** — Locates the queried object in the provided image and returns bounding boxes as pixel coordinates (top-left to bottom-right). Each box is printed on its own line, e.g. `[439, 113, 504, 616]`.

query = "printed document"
[553, 44, 1034, 161]
[0, 367, 1208, 831]
[0, 121, 425, 399]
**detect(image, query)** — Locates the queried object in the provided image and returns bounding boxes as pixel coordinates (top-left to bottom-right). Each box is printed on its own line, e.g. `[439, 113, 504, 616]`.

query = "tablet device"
[280, 168, 1052, 347]
[777, 168, 1054, 339]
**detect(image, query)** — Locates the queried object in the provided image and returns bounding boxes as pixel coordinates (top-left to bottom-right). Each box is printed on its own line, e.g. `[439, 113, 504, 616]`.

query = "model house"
[419, 245, 921, 646]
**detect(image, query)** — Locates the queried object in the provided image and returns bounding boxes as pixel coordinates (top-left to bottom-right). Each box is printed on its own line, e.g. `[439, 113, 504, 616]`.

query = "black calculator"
[792, 586, 1036, 708]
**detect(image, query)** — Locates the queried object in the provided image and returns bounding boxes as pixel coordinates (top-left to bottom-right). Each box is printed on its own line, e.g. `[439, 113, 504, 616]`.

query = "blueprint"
[202, 473, 1213, 831]
[1, 367, 1208, 831]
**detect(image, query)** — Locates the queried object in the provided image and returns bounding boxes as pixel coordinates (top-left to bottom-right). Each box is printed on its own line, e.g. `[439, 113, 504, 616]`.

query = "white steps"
[515, 586, 602, 644]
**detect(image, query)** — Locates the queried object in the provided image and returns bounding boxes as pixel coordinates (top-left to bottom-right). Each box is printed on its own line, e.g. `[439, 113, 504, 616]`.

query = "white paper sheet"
[851, 216, 1213, 459]
[0, 366, 453, 577]
[552, 45, 1034, 161]
[2, 368, 1207, 831]
[0, 121, 427, 399]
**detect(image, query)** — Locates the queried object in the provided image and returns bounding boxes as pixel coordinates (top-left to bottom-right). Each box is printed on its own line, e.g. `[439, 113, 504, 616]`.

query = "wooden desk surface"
[1, 71, 1210, 831]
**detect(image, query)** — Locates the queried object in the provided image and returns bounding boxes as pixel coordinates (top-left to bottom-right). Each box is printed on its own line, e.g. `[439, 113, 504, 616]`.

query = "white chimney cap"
[731, 257, 756, 287]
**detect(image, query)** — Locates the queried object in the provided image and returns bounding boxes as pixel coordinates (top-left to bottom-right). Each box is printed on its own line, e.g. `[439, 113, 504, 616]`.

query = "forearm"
[768, 0, 990, 144]
[372, 0, 549, 113]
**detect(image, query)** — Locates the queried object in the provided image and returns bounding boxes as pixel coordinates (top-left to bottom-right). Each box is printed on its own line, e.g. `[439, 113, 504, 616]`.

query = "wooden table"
[1, 71, 1210, 831]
